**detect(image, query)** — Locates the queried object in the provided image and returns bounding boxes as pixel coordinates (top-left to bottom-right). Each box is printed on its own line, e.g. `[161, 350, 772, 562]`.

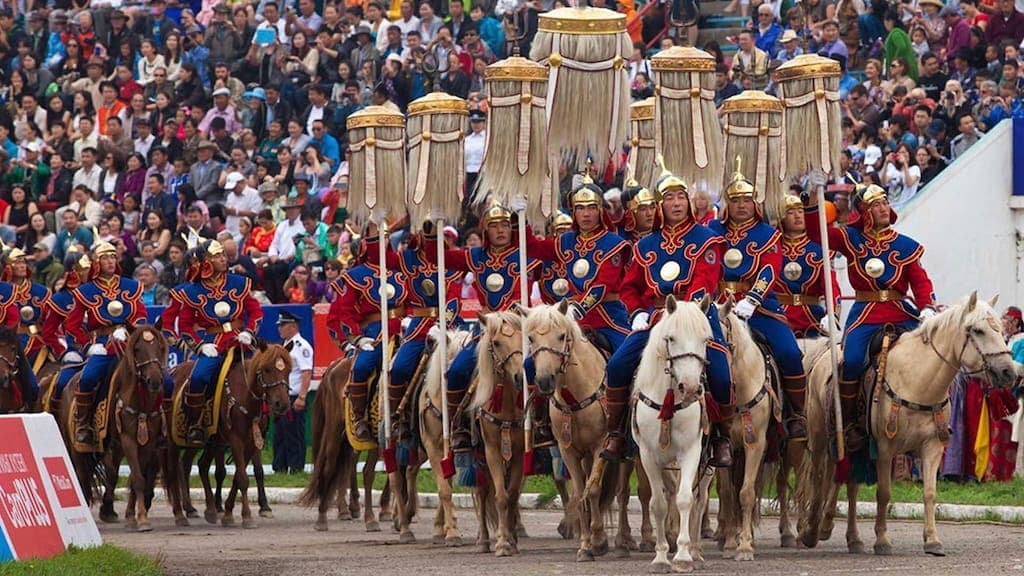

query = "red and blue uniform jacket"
[327, 262, 407, 344]
[778, 234, 841, 333]
[164, 274, 263, 352]
[62, 276, 146, 355]
[707, 218, 785, 318]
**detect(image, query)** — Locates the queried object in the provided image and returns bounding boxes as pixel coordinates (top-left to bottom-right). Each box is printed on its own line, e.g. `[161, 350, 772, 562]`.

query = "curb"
[113, 488, 1024, 524]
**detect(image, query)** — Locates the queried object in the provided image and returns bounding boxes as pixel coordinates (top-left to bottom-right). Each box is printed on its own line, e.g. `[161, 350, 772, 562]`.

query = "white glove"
[818, 315, 839, 336]
[920, 308, 937, 320]
[87, 344, 108, 356]
[568, 302, 585, 321]
[734, 298, 757, 320]
[427, 325, 442, 342]
[509, 195, 528, 213]
[356, 337, 375, 351]
[199, 343, 219, 357]
[237, 331, 254, 346]
[111, 327, 128, 342]
[62, 351, 83, 364]
[631, 312, 650, 332]
[401, 317, 412, 331]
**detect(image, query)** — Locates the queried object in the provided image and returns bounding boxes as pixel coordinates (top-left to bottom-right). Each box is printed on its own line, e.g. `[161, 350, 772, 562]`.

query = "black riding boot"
[74, 391, 96, 445]
[184, 392, 207, 444]
[601, 386, 632, 461]
[783, 375, 808, 440]
[348, 381, 373, 443]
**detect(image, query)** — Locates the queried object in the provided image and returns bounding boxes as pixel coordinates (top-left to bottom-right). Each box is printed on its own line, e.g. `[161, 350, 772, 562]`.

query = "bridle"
[531, 332, 574, 380]
[226, 353, 288, 418]
[925, 323, 1012, 379]
[487, 334, 523, 384]
[663, 335, 709, 394]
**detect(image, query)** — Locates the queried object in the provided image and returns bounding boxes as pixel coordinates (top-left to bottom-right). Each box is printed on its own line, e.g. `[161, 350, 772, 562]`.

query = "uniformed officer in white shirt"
[272, 310, 313, 474]
[464, 109, 487, 204]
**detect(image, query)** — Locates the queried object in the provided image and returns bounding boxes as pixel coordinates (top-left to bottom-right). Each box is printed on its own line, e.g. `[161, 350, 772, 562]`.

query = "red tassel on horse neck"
[658, 389, 676, 421]
[489, 384, 504, 413]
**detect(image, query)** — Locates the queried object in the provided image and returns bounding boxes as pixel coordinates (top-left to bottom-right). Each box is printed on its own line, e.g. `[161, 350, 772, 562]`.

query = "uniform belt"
[208, 319, 244, 334]
[776, 293, 821, 307]
[855, 290, 904, 303]
[359, 309, 403, 330]
[601, 294, 621, 303]
[410, 307, 439, 318]
[718, 281, 752, 294]
[17, 324, 39, 335]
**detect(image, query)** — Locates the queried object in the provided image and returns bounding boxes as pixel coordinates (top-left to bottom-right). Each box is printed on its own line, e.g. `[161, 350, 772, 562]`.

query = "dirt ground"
[100, 500, 1024, 576]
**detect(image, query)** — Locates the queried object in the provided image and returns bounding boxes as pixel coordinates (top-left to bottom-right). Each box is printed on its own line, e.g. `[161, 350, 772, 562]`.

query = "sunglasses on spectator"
[294, 269, 309, 275]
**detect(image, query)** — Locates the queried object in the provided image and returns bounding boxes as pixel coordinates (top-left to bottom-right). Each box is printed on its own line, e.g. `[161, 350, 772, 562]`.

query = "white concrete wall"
[889, 120, 1019, 307]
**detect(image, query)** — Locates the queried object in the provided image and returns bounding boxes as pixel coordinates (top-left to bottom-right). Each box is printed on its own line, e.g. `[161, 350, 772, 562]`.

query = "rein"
[225, 353, 287, 420]
[924, 326, 1012, 379]
[531, 333, 575, 377]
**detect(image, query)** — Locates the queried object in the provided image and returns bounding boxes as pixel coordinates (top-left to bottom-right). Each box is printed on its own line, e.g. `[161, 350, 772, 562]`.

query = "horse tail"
[597, 457, 620, 515]
[298, 362, 348, 509]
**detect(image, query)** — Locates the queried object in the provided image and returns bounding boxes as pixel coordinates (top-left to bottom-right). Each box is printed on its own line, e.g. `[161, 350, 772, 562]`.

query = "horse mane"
[470, 312, 521, 412]
[424, 329, 474, 398]
[526, 304, 586, 344]
[252, 344, 292, 379]
[909, 294, 994, 343]
[635, 301, 712, 393]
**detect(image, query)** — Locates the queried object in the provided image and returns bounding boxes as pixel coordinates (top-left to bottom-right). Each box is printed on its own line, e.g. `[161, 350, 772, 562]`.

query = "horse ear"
[699, 294, 711, 314]
[510, 302, 529, 317]
[721, 296, 735, 317]
[258, 338, 268, 352]
[478, 313, 490, 329]
[967, 290, 978, 313]
[988, 293, 999, 308]
[557, 299, 569, 316]
[665, 294, 677, 314]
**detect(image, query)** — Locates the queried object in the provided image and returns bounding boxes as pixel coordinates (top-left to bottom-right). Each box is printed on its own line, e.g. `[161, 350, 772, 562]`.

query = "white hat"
[24, 142, 40, 153]
[386, 53, 403, 64]
[212, 87, 231, 97]
[225, 172, 246, 188]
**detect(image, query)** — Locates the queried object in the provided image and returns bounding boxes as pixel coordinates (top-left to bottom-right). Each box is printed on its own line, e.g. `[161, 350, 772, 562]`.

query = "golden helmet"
[92, 241, 117, 258]
[724, 156, 756, 200]
[570, 162, 604, 209]
[551, 211, 573, 233]
[626, 179, 660, 211]
[204, 240, 225, 258]
[3, 247, 25, 262]
[481, 201, 512, 227]
[857, 184, 888, 208]
[654, 155, 687, 197]
[783, 194, 804, 212]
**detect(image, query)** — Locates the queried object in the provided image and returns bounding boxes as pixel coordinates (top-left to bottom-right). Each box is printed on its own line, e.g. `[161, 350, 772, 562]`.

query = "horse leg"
[820, 479, 839, 541]
[671, 435, 703, 574]
[553, 476, 571, 541]
[347, 453, 360, 520]
[637, 460, 656, 552]
[735, 439, 766, 561]
[641, 450, 672, 573]
[700, 488, 714, 540]
[777, 460, 796, 548]
[101, 445, 122, 524]
[407, 463, 420, 524]
[435, 462, 461, 547]
[125, 444, 152, 532]
[846, 481, 864, 553]
[198, 447, 218, 524]
[475, 475, 492, 553]
[389, 468, 415, 543]
[181, 449, 199, 518]
[164, 446, 190, 527]
[873, 443, 895, 555]
[586, 456, 610, 558]
[717, 467, 737, 556]
[690, 468, 713, 569]
[614, 458, 635, 557]
[484, 450, 515, 557]
[921, 440, 945, 556]
[214, 447, 226, 513]
[252, 448, 273, 518]
[363, 450, 381, 532]
[564, 454, 592, 562]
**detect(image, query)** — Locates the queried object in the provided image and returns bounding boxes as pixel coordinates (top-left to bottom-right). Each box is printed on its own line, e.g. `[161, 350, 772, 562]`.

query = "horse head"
[124, 325, 169, 396]
[252, 344, 293, 416]
[0, 327, 22, 409]
[928, 291, 1017, 387]
[642, 295, 713, 401]
[471, 311, 523, 412]
[520, 300, 584, 398]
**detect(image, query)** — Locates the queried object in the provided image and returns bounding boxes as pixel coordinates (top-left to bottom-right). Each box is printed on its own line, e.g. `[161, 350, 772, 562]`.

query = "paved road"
[99, 501, 1024, 576]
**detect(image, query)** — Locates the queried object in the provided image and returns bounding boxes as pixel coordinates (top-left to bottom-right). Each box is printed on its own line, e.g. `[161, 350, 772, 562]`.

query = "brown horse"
[0, 326, 34, 414]
[168, 342, 292, 528]
[300, 356, 397, 533]
[471, 311, 527, 557]
[112, 326, 185, 531]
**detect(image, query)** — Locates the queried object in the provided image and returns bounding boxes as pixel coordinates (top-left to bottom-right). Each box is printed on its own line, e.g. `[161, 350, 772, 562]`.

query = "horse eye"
[559, 334, 566, 341]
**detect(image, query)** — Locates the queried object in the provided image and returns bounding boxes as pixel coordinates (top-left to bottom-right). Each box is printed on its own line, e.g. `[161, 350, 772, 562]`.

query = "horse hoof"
[701, 528, 715, 540]
[592, 538, 609, 557]
[137, 522, 153, 533]
[242, 519, 257, 529]
[874, 542, 892, 556]
[101, 512, 120, 524]
[433, 534, 445, 545]
[692, 558, 705, 570]
[557, 519, 575, 540]
[259, 509, 274, 519]
[337, 511, 353, 521]
[819, 528, 834, 541]
[494, 543, 515, 557]
[639, 540, 656, 553]
[445, 536, 463, 548]
[186, 509, 200, 519]
[175, 517, 190, 528]
[672, 560, 694, 573]
[576, 549, 595, 562]
[781, 534, 798, 548]
[924, 542, 945, 557]
[848, 541, 865, 554]
[205, 510, 219, 525]
[315, 520, 328, 532]
[613, 546, 631, 558]
[125, 520, 137, 531]
[365, 520, 381, 533]
[650, 560, 672, 574]
[221, 515, 235, 528]
[379, 512, 393, 522]
[734, 550, 754, 562]
[799, 532, 819, 549]
[399, 531, 415, 544]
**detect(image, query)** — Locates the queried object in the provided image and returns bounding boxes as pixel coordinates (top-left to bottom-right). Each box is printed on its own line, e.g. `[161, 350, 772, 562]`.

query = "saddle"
[582, 328, 613, 361]
[343, 366, 383, 453]
[68, 365, 119, 454]
[170, 349, 239, 447]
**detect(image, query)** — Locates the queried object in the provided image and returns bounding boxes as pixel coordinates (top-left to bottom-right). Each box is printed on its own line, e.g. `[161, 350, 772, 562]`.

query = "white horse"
[633, 295, 712, 574]
[797, 292, 1018, 556]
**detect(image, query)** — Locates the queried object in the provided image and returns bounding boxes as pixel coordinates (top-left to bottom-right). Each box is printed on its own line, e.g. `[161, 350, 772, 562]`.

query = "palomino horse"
[112, 326, 186, 531]
[0, 326, 33, 414]
[418, 328, 474, 546]
[797, 292, 1017, 556]
[300, 356, 397, 533]
[168, 343, 292, 528]
[633, 295, 713, 574]
[715, 298, 778, 561]
[471, 311, 526, 557]
[520, 301, 620, 562]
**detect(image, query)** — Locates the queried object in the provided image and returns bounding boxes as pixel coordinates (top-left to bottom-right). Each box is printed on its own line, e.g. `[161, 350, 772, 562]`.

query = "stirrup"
[709, 435, 733, 468]
[601, 433, 627, 462]
[353, 418, 373, 442]
[75, 425, 96, 445]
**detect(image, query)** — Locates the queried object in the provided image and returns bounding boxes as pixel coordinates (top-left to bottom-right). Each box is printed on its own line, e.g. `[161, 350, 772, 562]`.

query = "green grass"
[0, 545, 161, 576]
